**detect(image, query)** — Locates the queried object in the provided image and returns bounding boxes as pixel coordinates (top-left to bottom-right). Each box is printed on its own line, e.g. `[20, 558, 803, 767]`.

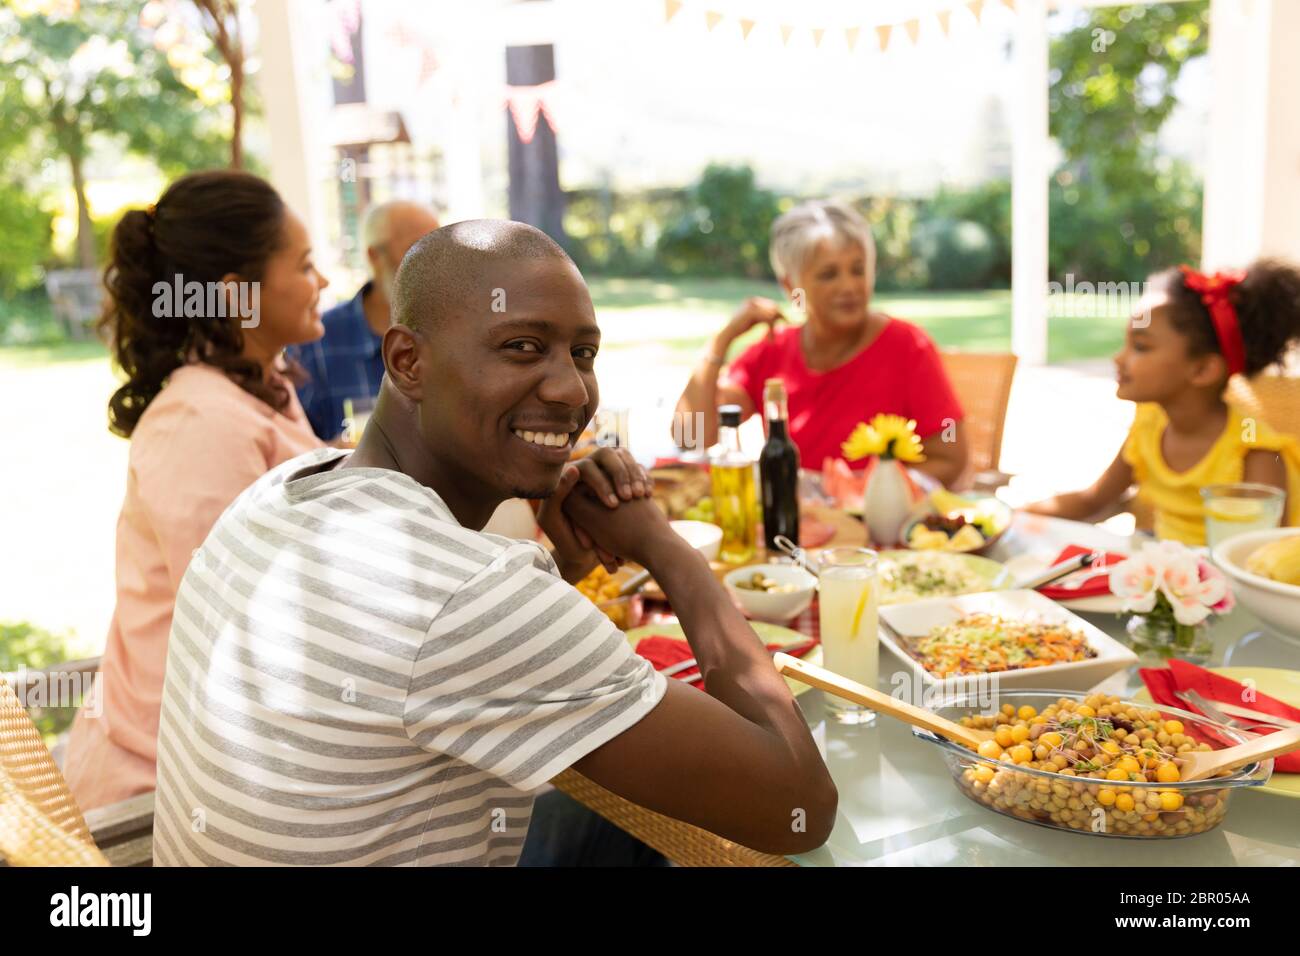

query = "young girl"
[1027, 260, 1300, 544]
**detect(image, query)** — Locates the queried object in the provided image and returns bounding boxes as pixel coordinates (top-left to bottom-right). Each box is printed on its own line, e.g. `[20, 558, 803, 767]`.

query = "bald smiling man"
[150, 221, 836, 867]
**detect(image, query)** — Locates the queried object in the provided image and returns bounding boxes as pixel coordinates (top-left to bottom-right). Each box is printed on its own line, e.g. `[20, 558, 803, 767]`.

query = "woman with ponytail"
[65, 170, 328, 809]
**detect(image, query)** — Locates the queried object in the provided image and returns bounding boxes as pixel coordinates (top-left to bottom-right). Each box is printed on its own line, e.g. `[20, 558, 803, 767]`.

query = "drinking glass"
[817, 547, 880, 725]
[1201, 483, 1285, 550]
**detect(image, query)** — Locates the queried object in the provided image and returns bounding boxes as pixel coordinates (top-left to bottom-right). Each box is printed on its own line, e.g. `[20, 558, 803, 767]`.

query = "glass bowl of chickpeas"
[915, 691, 1273, 839]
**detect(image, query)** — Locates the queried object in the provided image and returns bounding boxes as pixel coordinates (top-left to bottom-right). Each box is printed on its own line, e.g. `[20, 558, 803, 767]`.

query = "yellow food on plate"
[576, 566, 622, 603]
[1245, 534, 1300, 586]
[949, 524, 986, 551]
[907, 526, 951, 550]
[906, 521, 989, 553]
[576, 566, 636, 629]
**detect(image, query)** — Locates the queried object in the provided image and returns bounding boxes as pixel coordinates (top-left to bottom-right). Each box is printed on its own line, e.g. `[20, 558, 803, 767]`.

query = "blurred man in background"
[290, 200, 440, 440]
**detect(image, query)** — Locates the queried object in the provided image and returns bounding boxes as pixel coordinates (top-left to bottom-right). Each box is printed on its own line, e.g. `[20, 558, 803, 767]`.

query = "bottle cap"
[718, 404, 742, 428]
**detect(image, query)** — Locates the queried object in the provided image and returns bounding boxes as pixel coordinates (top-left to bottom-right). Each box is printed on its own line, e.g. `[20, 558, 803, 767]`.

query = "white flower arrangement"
[1108, 540, 1236, 627]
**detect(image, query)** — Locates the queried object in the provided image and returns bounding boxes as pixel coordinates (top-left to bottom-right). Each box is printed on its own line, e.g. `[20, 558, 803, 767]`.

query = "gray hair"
[769, 200, 877, 291]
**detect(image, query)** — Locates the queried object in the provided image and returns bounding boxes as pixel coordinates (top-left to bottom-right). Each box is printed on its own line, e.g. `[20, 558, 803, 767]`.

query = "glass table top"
[787, 514, 1300, 866]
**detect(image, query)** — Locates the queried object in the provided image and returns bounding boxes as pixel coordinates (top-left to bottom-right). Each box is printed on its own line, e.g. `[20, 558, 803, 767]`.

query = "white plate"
[878, 589, 1138, 693]
[1000, 553, 1126, 613]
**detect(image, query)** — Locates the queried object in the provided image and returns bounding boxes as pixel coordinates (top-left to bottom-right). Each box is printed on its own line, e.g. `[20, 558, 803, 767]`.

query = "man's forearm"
[641, 537, 807, 732]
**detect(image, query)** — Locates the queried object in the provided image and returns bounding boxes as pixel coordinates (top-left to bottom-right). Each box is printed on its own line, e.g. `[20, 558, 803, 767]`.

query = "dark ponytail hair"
[99, 170, 291, 438]
[1161, 259, 1300, 379]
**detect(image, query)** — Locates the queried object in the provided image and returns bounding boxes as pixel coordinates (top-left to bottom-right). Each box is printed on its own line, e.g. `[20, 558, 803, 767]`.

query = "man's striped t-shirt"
[151, 447, 665, 866]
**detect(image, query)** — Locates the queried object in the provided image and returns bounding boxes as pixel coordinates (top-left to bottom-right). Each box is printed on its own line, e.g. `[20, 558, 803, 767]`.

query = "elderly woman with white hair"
[673, 200, 969, 486]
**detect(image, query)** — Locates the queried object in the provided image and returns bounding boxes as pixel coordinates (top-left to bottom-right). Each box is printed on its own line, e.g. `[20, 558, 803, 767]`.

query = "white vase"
[862, 457, 914, 547]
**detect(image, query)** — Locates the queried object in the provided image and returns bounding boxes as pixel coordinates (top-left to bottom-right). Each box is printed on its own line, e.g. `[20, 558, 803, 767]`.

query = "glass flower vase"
[1125, 609, 1213, 665]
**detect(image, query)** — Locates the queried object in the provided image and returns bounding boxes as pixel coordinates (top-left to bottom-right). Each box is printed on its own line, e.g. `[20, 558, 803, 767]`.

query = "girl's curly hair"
[1159, 259, 1300, 379]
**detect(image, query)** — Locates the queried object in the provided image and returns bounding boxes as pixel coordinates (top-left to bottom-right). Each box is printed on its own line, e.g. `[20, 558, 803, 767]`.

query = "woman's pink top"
[722, 318, 964, 470]
[65, 364, 321, 810]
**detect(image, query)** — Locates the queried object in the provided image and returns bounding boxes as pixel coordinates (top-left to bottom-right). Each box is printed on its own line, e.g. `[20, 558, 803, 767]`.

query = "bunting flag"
[660, 1, 1013, 53]
[386, 22, 439, 87]
[505, 80, 559, 144]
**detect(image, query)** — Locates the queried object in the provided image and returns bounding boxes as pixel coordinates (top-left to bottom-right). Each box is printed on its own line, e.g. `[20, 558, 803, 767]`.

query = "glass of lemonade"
[1201, 483, 1285, 550]
[817, 547, 880, 725]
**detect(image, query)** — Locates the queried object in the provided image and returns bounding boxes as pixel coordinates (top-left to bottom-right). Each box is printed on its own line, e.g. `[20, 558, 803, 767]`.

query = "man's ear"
[383, 324, 425, 400]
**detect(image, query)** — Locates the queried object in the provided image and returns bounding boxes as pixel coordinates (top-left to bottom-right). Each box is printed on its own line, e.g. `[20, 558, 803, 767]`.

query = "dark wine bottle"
[759, 377, 800, 552]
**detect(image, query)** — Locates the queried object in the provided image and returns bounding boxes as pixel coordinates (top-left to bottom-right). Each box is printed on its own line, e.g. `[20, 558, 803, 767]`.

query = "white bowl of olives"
[723, 564, 817, 623]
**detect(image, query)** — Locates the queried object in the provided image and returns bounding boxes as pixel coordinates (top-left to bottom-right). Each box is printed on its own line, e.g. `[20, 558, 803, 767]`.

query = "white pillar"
[252, 0, 327, 253]
[1203, 0, 1300, 269]
[1010, 0, 1050, 366]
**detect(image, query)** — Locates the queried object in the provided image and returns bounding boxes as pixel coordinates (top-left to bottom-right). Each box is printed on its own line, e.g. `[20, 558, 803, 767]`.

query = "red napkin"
[1139, 659, 1300, 773]
[1036, 544, 1128, 600]
[634, 635, 818, 690]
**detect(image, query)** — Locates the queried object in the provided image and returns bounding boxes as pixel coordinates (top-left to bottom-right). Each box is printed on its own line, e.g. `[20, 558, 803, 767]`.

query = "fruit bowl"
[1213, 528, 1300, 641]
[900, 490, 1013, 555]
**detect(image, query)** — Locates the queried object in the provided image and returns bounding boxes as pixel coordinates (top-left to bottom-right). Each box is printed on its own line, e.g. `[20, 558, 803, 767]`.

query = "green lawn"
[0, 278, 1125, 370]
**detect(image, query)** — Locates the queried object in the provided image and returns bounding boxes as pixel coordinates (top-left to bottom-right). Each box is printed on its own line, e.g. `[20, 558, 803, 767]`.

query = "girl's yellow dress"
[1123, 402, 1300, 545]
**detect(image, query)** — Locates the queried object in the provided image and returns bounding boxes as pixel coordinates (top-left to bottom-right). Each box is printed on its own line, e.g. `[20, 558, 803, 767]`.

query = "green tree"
[656, 165, 782, 279]
[0, 0, 228, 268]
[141, 0, 254, 169]
[1048, 2, 1208, 280]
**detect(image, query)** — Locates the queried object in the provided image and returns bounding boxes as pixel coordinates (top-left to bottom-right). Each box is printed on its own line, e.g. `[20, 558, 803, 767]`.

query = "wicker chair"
[551, 769, 795, 866]
[939, 350, 1018, 489]
[0, 662, 154, 867]
[1226, 371, 1300, 441]
[0, 674, 108, 866]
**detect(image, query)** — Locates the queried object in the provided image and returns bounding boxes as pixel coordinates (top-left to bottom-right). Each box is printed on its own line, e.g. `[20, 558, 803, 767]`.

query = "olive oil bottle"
[709, 405, 757, 564]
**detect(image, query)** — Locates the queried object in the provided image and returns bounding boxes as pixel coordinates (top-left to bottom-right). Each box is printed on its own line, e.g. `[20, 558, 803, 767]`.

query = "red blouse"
[722, 318, 963, 471]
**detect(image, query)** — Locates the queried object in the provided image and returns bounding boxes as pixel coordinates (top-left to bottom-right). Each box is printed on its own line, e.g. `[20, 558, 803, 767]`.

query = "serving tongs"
[773, 653, 995, 747]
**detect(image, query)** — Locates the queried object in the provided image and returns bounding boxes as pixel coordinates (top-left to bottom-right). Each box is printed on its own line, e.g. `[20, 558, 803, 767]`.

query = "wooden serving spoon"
[1177, 725, 1300, 781]
[773, 652, 994, 748]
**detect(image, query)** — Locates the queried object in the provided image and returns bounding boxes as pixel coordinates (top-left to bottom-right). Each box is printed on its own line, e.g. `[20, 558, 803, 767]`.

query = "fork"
[1179, 689, 1276, 735]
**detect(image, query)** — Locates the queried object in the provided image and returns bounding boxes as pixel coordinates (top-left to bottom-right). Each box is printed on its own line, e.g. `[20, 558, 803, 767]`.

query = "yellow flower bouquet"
[841, 414, 926, 464]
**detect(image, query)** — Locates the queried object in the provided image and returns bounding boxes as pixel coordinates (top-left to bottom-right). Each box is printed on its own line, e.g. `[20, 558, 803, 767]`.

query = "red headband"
[1179, 265, 1247, 377]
